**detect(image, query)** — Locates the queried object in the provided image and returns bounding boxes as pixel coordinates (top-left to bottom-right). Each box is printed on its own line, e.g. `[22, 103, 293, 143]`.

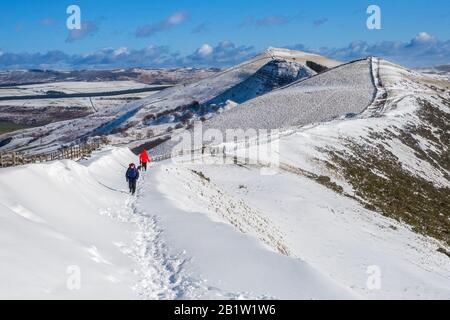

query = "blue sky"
[1, 0, 449, 69]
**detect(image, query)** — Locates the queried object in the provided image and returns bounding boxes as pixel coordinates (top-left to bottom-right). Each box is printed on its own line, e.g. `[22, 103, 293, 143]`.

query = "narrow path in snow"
[125, 170, 200, 299]
[132, 162, 356, 299]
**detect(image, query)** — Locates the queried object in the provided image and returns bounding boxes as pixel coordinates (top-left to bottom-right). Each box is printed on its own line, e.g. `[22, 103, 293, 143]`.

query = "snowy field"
[0, 146, 448, 299]
[0, 148, 351, 299]
[0, 81, 155, 97]
[0, 91, 156, 111]
[0, 81, 163, 125]
[0, 148, 138, 299]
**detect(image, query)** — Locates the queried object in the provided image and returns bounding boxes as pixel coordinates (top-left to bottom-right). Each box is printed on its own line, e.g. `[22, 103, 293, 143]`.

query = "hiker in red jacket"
[139, 149, 150, 171]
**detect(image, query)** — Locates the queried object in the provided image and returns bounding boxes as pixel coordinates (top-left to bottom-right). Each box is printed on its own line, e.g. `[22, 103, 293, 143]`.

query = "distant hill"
[0, 68, 220, 87]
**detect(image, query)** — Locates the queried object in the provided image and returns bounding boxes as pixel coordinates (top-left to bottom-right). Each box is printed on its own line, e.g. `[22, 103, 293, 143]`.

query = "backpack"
[127, 168, 138, 179]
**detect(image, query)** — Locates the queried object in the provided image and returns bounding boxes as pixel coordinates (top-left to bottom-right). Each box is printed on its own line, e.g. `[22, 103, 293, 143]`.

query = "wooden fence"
[0, 140, 102, 168]
[0, 130, 285, 168]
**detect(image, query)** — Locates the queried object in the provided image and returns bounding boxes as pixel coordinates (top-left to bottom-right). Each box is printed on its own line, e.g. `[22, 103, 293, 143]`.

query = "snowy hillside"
[1, 145, 448, 299]
[1, 141, 449, 299]
[110, 48, 341, 147]
[0, 148, 356, 299]
[151, 58, 374, 156]
[417, 64, 450, 82]
[205, 59, 315, 106]
[142, 57, 450, 298]
[0, 68, 219, 87]
[0, 49, 340, 155]
[0, 81, 164, 126]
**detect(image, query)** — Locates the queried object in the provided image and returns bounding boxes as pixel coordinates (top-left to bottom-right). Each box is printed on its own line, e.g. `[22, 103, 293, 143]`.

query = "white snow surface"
[204, 59, 374, 131]
[0, 147, 352, 299]
[0, 148, 139, 299]
[0, 144, 449, 299]
[0, 81, 155, 97]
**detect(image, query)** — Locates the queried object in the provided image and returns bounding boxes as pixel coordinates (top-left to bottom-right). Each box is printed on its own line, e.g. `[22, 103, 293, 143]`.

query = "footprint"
[105, 275, 121, 283]
[85, 246, 112, 265]
[5, 202, 47, 224]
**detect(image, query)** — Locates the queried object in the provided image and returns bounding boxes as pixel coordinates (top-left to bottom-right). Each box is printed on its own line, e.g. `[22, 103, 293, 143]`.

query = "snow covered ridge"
[0, 48, 340, 155]
[110, 48, 341, 147]
[149, 58, 375, 157]
[2, 145, 449, 299]
[268, 58, 450, 247]
[0, 147, 357, 299]
[137, 58, 450, 299]
[0, 148, 140, 299]
[204, 59, 315, 106]
[204, 59, 374, 132]
[337, 59, 450, 245]
[150, 57, 449, 249]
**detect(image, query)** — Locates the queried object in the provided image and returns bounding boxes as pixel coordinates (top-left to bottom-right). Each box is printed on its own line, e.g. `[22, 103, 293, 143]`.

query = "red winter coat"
[139, 150, 150, 164]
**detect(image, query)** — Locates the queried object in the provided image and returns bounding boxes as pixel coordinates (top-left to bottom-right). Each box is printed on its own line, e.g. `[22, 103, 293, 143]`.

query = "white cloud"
[2, 33, 449, 70]
[414, 32, 434, 43]
[290, 32, 450, 67]
[184, 41, 255, 66]
[167, 12, 188, 25]
[410, 32, 438, 46]
[113, 47, 130, 56]
[197, 44, 213, 57]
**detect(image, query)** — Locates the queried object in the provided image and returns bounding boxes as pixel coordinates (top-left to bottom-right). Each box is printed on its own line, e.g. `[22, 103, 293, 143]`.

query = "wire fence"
[150, 131, 281, 164]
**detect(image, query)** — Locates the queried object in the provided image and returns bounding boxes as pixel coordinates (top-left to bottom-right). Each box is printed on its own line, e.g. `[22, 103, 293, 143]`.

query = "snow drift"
[0, 147, 355, 299]
[0, 148, 139, 299]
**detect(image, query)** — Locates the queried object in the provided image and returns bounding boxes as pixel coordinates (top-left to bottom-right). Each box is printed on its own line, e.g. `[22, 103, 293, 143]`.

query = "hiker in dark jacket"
[126, 163, 139, 195]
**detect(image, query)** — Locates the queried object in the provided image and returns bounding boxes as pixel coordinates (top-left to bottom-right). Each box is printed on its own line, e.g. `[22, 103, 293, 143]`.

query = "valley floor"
[0, 147, 449, 299]
[0, 121, 29, 135]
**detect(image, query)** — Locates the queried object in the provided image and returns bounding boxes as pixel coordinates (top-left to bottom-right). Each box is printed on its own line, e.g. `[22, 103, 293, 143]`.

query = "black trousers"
[128, 179, 137, 195]
[141, 162, 147, 171]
